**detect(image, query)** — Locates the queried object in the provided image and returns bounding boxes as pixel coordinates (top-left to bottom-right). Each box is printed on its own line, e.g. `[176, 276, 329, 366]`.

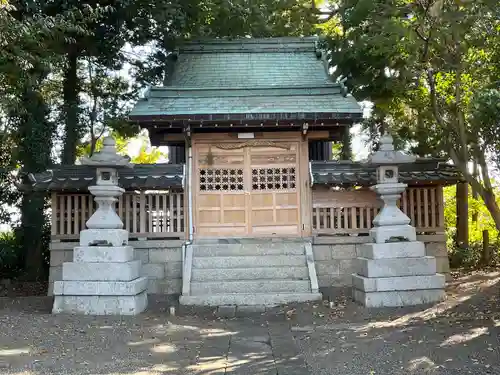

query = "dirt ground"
[0, 269, 499, 375]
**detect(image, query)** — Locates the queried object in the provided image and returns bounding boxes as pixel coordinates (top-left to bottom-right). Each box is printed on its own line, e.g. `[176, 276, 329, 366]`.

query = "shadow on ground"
[0, 269, 499, 375]
[290, 269, 500, 375]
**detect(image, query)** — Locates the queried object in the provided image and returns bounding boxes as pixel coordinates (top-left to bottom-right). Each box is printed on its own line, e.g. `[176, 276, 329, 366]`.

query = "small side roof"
[21, 164, 184, 193]
[311, 159, 463, 187]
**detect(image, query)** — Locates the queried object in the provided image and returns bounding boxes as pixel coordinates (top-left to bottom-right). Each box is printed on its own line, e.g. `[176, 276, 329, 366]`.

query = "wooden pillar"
[309, 141, 331, 161]
[168, 145, 186, 164]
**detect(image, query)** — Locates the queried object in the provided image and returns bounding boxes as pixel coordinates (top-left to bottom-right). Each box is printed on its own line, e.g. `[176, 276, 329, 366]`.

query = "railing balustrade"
[51, 190, 185, 240]
[312, 186, 444, 235]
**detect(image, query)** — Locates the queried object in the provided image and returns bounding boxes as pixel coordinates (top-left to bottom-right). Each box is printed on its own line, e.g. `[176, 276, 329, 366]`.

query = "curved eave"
[311, 160, 463, 187]
[20, 164, 185, 193]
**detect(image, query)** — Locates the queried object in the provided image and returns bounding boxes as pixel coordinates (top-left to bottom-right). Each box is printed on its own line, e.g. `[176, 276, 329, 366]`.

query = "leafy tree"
[35, 0, 139, 164]
[79, 131, 164, 164]
[78, 58, 140, 157]
[444, 184, 500, 267]
[326, 0, 500, 231]
[0, 1, 89, 279]
[131, 0, 321, 85]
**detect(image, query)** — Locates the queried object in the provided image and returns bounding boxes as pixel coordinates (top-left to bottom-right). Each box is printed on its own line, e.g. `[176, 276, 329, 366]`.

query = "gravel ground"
[0, 270, 498, 375]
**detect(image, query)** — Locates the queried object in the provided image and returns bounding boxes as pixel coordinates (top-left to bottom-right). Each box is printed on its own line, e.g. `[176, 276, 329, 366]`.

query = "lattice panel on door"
[251, 167, 296, 190]
[199, 168, 244, 191]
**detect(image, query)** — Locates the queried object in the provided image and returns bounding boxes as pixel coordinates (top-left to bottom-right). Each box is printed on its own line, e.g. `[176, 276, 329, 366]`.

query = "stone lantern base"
[352, 226, 445, 307]
[52, 229, 148, 315]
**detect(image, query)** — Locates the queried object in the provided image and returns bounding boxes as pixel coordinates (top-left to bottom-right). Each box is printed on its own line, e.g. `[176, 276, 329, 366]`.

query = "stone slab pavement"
[0, 269, 499, 375]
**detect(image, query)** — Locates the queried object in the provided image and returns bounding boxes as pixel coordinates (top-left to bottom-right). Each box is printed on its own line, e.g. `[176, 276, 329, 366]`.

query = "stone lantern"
[352, 132, 445, 307]
[53, 136, 148, 315]
[79, 137, 132, 245]
[368, 133, 416, 242]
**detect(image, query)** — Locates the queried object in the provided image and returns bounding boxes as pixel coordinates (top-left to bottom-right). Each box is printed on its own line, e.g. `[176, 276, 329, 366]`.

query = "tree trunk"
[61, 49, 81, 165]
[341, 126, 352, 160]
[481, 187, 500, 232]
[455, 182, 469, 249]
[18, 83, 53, 281]
[19, 192, 47, 281]
[471, 161, 478, 224]
[481, 230, 492, 266]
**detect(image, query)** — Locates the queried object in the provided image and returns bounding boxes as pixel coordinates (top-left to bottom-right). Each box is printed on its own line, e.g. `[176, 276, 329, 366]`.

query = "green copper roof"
[168, 37, 332, 88]
[129, 37, 363, 122]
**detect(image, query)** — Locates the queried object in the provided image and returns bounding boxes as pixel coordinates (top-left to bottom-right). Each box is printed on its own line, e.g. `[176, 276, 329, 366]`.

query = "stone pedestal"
[352, 132, 445, 307]
[53, 239, 148, 315]
[52, 136, 147, 315]
[352, 227, 446, 307]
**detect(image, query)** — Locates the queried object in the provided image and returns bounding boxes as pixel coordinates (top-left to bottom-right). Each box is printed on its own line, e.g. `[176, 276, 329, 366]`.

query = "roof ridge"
[150, 84, 341, 92]
[181, 36, 318, 45]
[177, 36, 319, 53]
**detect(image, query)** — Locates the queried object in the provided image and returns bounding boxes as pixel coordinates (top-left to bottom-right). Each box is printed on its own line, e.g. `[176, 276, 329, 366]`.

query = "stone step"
[53, 277, 148, 296]
[179, 292, 322, 307]
[353, 289, 446, 308]
[73, 246, 135, 263]
[191, 266, 309, 281]
[194, 238, 306, 245]
[355, 256, 437, 278]
[352, 274, 445, 292]
[53, 291, 147, 315]
[192, 243, 305, 257]
[357, 242, 426, 259]
[192, 255, 306, 269]
[62, 260, 141, 281]
[190, 280, 311, 295]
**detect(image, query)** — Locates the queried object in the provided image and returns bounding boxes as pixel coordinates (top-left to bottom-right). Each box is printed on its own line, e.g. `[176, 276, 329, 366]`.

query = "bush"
[444, 185, 500, 268]
[0, 231, 23, 279]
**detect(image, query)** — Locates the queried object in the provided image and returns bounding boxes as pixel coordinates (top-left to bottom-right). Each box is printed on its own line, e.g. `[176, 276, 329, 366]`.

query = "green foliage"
[131, 0, 320, 85]
[0, 231, 22, 279]
[327, 0, 500, 229]
[443, 185, 500, 268]
[78, 131, 165, 164]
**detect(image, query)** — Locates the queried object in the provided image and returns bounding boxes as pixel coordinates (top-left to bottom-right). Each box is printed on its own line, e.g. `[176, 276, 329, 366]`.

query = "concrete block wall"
[48, 240, 183, 296]
[313, 234, 450, 288]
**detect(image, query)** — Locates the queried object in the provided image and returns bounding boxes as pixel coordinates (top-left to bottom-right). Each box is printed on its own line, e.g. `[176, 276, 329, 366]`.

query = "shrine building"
[25, 37, 461, 310]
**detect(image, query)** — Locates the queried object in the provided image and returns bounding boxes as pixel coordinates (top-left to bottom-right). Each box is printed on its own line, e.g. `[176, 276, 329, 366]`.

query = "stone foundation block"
[331, 244, 356, 259]
[356, 256, 436, 278]
[62, 260, 141, 281]
[426, 243, 448, 257]
[49, 265, 62, 282]
[352, 274, 445, 292]
[52, 291, 147, 315]
[149, 248, 182, 263]
[312, 245, 332, 261]
[50, 250, 73, 267]
[436, 257, 450, 274]
[73, 246, 134, 263]
[53, 277, 147, 296]
[370, 225, 416, 244]
[353, 289, 445, 307]
[142, 263, 165, 279]
[357, 241, 425, 259]
[134, 249, 149, 264]
[80, 229, 128, 247]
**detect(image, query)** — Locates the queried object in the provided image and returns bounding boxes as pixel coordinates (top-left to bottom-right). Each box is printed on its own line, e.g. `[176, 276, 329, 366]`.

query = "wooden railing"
[312, 186, 445, 235]
[51, 191, 185, 240]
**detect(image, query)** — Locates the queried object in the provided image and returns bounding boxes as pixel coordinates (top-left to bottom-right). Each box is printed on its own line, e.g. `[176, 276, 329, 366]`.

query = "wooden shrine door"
[194, 140, 301, 238]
